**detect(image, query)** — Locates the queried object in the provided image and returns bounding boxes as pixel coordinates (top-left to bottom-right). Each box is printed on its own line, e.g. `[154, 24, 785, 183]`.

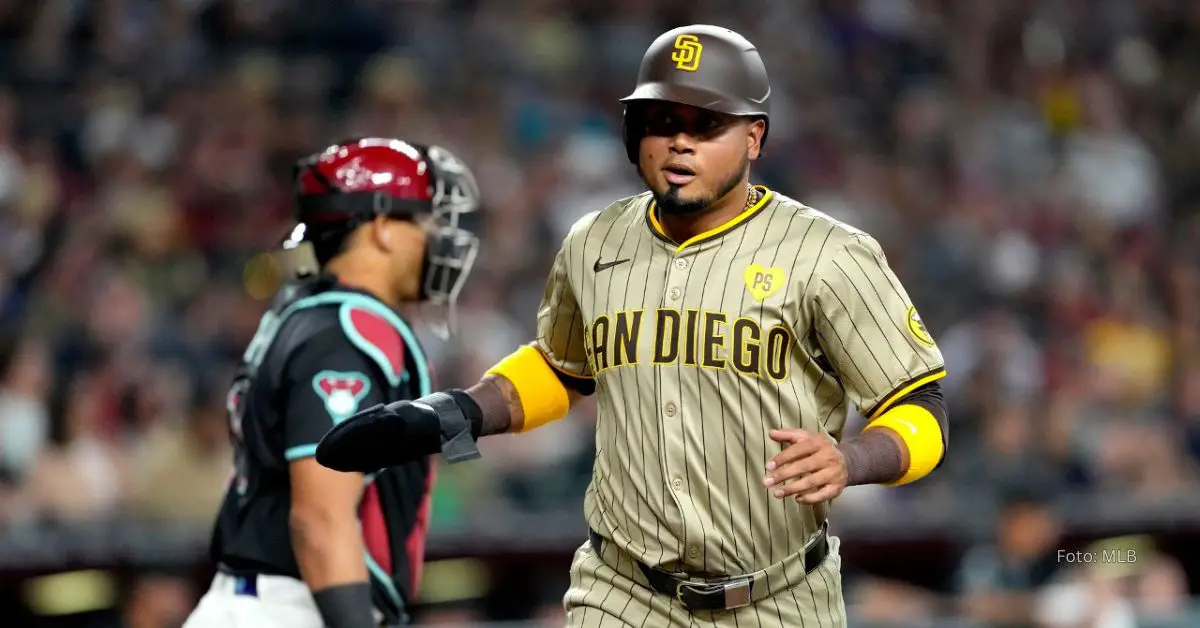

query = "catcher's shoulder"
[279, 288, 410, 388]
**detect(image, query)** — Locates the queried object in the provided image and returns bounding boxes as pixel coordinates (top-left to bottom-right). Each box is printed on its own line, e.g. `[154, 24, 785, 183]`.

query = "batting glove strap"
[413, 390, 482, 464]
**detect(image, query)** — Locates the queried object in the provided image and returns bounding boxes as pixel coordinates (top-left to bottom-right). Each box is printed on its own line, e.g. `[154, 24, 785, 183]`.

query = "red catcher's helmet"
[284, 137, 481, 337]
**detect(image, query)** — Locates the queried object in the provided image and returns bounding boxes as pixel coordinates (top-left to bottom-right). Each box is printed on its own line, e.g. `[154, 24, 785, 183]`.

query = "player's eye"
[644, 112, 683, 137]
[695, 113, 724, 135]
[643, 110, 730, 140]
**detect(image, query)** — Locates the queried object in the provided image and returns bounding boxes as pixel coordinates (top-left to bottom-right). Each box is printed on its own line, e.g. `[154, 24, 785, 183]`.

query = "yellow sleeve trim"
[485, 345, 571, 433]
[867, 368, 946, 420]
[864, 404, 944, 486]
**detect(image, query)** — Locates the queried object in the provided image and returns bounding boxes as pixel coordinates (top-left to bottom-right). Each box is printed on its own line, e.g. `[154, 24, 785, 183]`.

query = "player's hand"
[317, 389, 483, 473]
[316, 400, 444, 472]
[763, 429, 848, 505]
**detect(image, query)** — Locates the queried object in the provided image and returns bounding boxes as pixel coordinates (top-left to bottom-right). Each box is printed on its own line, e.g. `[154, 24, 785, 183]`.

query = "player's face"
[374, 217, 428, 302]
[636, 102, 764, 215]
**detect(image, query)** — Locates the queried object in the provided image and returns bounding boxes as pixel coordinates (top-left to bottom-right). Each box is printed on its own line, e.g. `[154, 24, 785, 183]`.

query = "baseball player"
[317, 25, 949, 628]
[183, 138, 483, 628]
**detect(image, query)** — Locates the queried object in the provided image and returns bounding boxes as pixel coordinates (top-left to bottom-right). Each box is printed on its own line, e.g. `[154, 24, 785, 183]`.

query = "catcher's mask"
[283, 138, 481, 339]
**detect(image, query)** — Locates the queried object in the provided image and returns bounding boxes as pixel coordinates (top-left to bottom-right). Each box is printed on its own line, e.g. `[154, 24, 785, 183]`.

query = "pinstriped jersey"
[536, 186, 946, 576]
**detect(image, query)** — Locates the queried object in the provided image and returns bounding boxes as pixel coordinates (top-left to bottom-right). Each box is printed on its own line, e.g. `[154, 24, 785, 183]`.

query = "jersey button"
[688, 546, 700, 559]
[664, 402, 677, 417]
[674, 258, 688, 269]
[669, 288, 682, 300]
[672, 477, 683, 490]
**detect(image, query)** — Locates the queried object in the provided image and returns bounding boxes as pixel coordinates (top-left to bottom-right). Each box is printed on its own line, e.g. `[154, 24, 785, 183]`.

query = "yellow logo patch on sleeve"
[906, 306, 935, 347]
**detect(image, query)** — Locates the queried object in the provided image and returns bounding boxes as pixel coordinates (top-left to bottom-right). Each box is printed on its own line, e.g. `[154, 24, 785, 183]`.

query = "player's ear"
[369, 215, 395, 253]
[747, 119, 766, 160]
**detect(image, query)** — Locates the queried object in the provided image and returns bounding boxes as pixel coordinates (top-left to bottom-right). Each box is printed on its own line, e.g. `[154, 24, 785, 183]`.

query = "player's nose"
[667, 132, 696, 154]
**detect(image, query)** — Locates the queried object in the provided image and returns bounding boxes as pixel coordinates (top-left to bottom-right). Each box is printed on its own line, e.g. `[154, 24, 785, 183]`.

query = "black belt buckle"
[675, 576, 753, 611]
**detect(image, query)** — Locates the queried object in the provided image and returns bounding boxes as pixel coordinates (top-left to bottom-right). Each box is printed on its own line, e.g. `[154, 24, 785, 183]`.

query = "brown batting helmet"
[620, 24, 772, 164]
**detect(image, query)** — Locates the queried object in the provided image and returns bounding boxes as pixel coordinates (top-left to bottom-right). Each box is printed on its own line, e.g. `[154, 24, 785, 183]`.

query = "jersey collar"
[646, 185, 774, 253]
[311, 272, 404, 316]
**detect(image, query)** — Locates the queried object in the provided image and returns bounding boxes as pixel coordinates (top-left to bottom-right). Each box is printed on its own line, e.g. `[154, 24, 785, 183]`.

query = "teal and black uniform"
[209, 273, 434, 625]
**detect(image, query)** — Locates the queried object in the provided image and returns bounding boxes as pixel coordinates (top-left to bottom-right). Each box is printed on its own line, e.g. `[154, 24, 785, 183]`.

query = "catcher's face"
[361, 215, 428, 303]
[636, 102, 765, 215]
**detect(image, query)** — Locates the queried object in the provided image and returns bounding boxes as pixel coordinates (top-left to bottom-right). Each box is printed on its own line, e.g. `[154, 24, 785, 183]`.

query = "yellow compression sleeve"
[484, 345, 571, 433]
[863, 404, 945, 486]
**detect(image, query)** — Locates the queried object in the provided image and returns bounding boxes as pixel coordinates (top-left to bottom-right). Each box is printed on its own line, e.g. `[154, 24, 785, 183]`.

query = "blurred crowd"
[0, 0, 1198, 626]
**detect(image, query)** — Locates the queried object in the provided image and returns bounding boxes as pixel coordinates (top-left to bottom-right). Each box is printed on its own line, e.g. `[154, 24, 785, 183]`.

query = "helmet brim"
[619, 82, 768, 119]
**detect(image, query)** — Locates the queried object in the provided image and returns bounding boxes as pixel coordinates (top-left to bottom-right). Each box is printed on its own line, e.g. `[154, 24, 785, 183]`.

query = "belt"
[587, 525, 829, 613]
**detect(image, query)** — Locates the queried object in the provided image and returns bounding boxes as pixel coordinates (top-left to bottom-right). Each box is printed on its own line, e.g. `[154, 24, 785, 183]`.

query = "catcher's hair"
[308, 220, 363, 267]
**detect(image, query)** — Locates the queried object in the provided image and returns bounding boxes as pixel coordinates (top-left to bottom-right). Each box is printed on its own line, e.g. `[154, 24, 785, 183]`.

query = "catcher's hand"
[316, 390, 482, 473]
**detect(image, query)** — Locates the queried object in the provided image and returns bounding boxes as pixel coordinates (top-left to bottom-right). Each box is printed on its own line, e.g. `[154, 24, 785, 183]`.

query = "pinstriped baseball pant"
[563, 535, 847, 627]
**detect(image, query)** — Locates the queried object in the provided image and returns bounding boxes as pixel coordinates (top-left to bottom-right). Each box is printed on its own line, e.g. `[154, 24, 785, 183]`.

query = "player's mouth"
[662, 163, 696, 186]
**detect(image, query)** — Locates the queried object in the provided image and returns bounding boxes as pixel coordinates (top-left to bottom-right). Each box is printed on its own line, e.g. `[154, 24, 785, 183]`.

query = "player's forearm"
[466, 373, 583, 436]
[464, 344, 585, 437]
[290, 509, 369, 590]
[290, 510, 378, 628]
[846, 383, 949, 486]
[841, 428, 907, 486]
[465, 375, 517, 435]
